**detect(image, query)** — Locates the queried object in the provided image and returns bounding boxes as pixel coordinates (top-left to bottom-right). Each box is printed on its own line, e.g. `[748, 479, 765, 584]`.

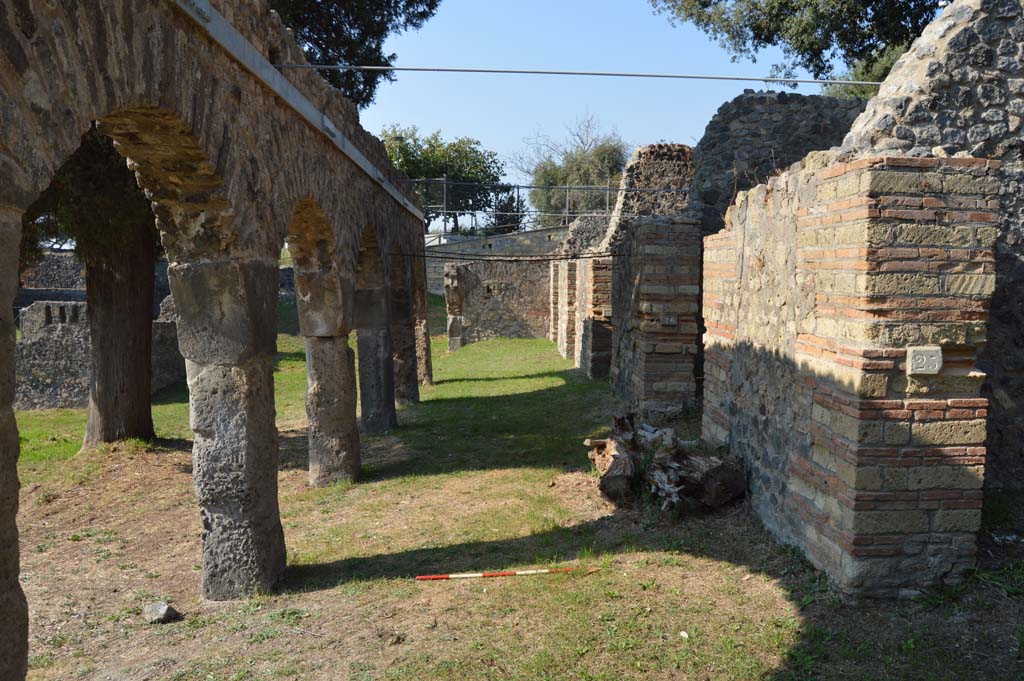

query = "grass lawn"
[13, 298, 1024, 680]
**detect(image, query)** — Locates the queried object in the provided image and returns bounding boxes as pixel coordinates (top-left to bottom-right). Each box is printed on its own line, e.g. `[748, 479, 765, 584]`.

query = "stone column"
[413, 257, 433, 387]
[356, 288, 398, 433]
[295, 270, 361, 486]
[306, 337, 360, 484]
[390, 282, 420, 406]
[169, 260, 286, 601]
[0, 215, 28, 680]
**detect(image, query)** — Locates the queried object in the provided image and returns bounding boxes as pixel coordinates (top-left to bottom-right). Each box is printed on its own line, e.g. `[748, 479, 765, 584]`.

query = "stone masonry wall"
[15, 251, 172, 316]
[834, 0, 1024, 490]
[704, 153, 1000, 597]
[444, 260, 550, 351]
[14, 299, 187, 410]
[551, 215, 610, 361]
[690, 91, 866, 234]
[425, 227, 568, 295]
[578, 146, 695, 378]
[19, 251, 84, 289]
[611, 216, 703, 420]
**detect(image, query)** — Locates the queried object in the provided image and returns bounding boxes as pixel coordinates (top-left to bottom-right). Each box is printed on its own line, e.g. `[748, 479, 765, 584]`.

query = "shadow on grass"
[360, 368, 611, 481]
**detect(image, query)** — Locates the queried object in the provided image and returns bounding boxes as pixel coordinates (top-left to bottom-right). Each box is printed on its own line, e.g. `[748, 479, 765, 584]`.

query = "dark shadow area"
[359, 368, 610, 482]
[429, 369, 574, 386]
[282, 337, 1024, 679]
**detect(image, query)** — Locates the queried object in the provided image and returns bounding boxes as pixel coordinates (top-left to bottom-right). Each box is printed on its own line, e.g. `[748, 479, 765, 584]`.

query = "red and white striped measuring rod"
[416, 567, 573, 581]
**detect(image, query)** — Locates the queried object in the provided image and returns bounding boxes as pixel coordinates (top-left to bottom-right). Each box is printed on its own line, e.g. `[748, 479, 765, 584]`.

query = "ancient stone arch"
[0, 1, 425, 677]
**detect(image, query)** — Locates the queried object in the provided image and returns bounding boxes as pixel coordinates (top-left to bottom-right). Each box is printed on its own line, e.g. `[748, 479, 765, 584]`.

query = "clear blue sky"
[359, 0, 829, 184]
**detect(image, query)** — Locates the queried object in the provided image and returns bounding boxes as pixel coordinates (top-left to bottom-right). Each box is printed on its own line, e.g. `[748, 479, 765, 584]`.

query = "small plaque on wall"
[907, 346, 943, 376]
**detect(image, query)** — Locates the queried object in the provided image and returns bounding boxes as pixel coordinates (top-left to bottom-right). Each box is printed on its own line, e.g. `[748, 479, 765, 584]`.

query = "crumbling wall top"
[841, 0, 1024, 162]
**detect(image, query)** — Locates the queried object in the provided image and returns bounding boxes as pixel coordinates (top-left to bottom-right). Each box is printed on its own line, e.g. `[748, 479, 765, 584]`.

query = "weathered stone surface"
[412, 257, 434, 387]
[189, 358, 286, 600]
[14, 300, 186, 410]
[0, 219, 27, 680]
[295, 272, 352, 338]
[170, 261, 278, 366]
[425, 226, 568, 295]
[306, 337, 360, 485]
[143, 602, 182, 624]
[357, 328, 398, 433]
[692, 91, 866, 234]
[444, 260, 550, 350]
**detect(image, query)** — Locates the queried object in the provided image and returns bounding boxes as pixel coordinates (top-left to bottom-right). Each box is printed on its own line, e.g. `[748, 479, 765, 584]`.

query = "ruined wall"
[704, 152, 1000, 597]
[19, 251, 84, 289]
[444, 260, 550, 351]
[551, 215, 610, 360]
[424, 227, 568, 295]
[576, 146, 695, 378]
[14, 252, 171, 315]
[610, 216, 702, 420]
[834, 0, 1024, 490]
[690, 91, 866, 234]
[14, 300, 187, 410]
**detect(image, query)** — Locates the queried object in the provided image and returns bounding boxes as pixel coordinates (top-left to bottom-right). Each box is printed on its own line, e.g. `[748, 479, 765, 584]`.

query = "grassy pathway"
[13, 299, 1024, 680]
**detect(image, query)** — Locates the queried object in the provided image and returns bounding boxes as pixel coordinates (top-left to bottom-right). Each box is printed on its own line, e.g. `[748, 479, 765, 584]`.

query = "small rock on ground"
[143, 602, 182, 624]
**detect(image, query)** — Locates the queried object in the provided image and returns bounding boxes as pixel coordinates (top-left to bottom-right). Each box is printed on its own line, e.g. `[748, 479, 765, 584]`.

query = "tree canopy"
[21, 127, 158, 271]
[268, 0, 442, 107]
[648, 0, 940, 81]
[381, 125, 504, 232]
[515, 116, 630, 228]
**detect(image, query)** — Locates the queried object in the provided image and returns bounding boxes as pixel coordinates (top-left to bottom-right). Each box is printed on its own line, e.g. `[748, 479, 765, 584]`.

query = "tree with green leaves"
[268, 0, 442, 107]
[649, 0, 940, 83]
[515, 116, 629, 228]
[22, 127, 160, 446]
[822, 43, 908, 99]
[484, 187, 530, 236]
[381, 126, 504, 232]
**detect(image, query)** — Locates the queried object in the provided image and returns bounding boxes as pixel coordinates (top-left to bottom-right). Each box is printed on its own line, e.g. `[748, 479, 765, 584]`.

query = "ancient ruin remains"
[15, 299, 185, 410]
[0, 1, 433, 676]
[444, 259, 550, 351]
[704, 0, 1022, 596]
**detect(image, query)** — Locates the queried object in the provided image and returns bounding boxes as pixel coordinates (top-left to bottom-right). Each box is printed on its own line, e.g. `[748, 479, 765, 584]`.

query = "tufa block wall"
[444, 260, 550, 351]
[703, 154, 1000, 597]
[835, 0, 1024, 491]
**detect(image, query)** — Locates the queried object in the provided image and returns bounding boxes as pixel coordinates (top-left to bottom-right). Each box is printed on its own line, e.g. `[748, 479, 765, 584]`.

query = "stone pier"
[356, 284, 398, 433]
[171, 260, 286, 601]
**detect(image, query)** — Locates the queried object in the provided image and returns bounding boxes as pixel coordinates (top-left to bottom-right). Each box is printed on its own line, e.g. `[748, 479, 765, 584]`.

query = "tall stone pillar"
[413, 258, 433, 387]
[357, 287, 398, 433]
[306, 337, 360, 484]
[0, 216, 28, 680]
[169, 260, 286, 601]
[294, 269, 361, 486]
[392, 312, 420, 406]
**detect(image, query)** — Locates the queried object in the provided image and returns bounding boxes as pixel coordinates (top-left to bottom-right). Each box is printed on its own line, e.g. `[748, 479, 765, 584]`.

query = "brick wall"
[443, 260, 550, 351]
[703, 154, 1000, 597]
[610, 216, 702, 420]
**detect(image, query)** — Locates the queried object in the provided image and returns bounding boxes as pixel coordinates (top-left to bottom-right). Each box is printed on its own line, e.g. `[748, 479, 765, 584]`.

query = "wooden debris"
[584, 415, 745, 511]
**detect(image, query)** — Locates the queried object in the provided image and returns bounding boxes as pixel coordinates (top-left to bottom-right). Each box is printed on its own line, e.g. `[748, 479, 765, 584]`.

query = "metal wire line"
[275, 64, 883, 87]
[393, 250, 619, 263]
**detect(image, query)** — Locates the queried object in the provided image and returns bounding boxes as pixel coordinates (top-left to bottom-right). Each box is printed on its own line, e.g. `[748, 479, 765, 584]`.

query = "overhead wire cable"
[274, 64, 883, 87]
